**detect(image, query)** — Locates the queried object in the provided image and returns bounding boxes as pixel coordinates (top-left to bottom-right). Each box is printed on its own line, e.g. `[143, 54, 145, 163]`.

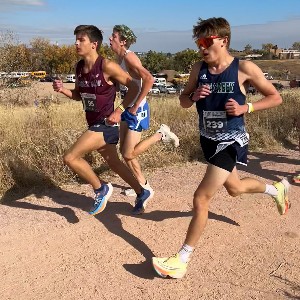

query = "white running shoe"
[124, 188, 136, 197]
[124, 181, 155, 199]
[157, 124, 179, 147]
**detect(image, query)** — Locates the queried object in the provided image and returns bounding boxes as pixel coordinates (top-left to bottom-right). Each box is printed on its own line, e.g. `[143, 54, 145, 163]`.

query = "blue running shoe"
[89, 183, 113, 215]
[132, 188, 152, 215]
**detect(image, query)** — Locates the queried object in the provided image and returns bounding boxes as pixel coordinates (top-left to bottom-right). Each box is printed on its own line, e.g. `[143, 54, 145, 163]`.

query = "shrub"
[0, 88, 299, 199]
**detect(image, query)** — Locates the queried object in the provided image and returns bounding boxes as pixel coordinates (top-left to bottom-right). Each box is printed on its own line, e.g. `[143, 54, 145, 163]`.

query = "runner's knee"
[192, 192, 211, 214]
[226, 185, 242, 197]
[122, 150, 136, 161]
[63, 152, 76, 166]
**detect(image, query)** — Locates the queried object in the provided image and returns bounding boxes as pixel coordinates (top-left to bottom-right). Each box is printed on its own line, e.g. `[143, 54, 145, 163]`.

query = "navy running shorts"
[88, 123, 119, 144]
[121, 102, 150, 132]
[200, 135, 248, 172]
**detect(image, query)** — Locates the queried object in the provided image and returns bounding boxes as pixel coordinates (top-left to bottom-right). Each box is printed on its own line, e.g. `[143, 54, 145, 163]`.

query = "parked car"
[247, 85, 256, 95]
[149, 87, 160, 94]
[157, 85, 168, 93]
[66, 74, 76, 83]
[272, 82, 284, 91]
[166, 86, 177, 94]
[40, 75, 55, 82]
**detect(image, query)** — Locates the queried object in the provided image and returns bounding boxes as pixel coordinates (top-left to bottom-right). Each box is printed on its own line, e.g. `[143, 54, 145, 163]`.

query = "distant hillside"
[237, 59, 300, 80]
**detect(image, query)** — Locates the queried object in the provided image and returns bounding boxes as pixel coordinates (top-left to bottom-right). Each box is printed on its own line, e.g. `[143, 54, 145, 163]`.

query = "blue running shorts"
[121, 102, 150, 132]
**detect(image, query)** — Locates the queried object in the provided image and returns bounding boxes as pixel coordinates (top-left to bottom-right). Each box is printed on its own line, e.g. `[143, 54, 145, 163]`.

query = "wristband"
[189, 92, 195, 102]
[247, 103, 254, 113]
[118, 103, 125, 112]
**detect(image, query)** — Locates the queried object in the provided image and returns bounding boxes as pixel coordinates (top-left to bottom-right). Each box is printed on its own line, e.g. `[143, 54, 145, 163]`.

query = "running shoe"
[292, 174, 300, 184]
[152, 254, 188, 279]
[124, 181, 154, 198]
[124, 188, 137, 197]
[132, 187, 152, 215]
[157, 124, 180, 147]
[272, 178, 290, 215]
[89, 183, 113, 215]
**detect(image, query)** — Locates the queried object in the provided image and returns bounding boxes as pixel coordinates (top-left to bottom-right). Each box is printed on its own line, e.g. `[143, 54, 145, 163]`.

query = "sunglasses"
[195, 36, 221, 49]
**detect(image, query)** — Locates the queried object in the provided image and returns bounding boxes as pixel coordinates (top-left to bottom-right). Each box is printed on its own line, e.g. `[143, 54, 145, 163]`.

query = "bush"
[1, 89, 300, 199]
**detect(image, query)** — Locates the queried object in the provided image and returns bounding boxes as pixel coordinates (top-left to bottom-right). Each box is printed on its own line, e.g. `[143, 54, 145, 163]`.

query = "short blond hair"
[113, 24, 137, 48]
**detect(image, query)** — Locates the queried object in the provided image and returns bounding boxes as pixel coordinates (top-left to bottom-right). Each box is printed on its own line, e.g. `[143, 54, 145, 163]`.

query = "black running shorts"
[200, 135, 248, 172]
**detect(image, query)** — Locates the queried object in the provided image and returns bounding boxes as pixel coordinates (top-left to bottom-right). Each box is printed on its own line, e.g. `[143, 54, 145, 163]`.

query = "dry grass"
[253, 59, 300, 80]
[0, 88, 300, 198]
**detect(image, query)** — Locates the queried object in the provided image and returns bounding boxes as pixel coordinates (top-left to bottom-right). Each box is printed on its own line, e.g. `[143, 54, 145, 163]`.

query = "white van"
[263, 72, 269, 79]
[154, 77, 167, 86]
[9, 72, 30, 78]
[66, 74, 76, 83]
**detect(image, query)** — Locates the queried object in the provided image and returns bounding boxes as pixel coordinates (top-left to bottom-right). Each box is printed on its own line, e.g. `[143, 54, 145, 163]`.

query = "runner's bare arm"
[124, 52, 154, 108]
[103, 59, 139, 112]
[179, 62, 202, 108]
[52, 75, 81, 101]
[239, 60, 282, 112]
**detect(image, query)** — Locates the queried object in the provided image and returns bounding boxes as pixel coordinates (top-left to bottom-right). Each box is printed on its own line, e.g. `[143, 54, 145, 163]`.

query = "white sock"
[178, 244, 194, 263]
[264, 184, 278, 197]
[281, 178, 290, 189]
[265, 179, 290, 197]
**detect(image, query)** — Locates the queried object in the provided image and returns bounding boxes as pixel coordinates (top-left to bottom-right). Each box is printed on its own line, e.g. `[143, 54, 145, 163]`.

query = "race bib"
[203, 111, 228, 134]
[81, 93, 98, 112]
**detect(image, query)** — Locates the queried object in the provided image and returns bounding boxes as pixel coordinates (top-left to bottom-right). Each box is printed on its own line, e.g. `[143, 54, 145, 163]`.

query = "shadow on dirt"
[240, 151, 300, 184]
[1, 159, 240, 279]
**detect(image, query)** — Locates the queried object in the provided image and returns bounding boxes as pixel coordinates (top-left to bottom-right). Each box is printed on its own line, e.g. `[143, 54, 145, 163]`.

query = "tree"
[262, 43, 274, 53]
[30, 37, 52, 71]
[0, 30, 26, 73]
[99, 43, 115, 61]
[244, 44, 252, 54]
[43, 44, 78, 75]
[141, 51, 168, 73]
[173, 49, 199, 73]
[292, 42, 300, 51]
[9, 44, 32, 72]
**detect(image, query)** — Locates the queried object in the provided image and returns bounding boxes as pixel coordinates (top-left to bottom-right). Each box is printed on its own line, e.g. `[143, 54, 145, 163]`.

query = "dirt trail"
[1, 150, 300, 300]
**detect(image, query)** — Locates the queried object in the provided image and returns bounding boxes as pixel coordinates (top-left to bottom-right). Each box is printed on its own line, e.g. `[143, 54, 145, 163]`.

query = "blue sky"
[0, 0, 300, 53]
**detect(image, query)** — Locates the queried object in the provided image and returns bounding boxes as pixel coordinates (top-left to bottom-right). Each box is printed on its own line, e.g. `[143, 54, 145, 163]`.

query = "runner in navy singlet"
[152, 17, 291, 279]
[52, 25, 152, 215]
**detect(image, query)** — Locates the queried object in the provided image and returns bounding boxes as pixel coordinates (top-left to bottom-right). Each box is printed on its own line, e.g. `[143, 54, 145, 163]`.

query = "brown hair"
[74, 25, 103, 51]
[193, 17, 231, 48]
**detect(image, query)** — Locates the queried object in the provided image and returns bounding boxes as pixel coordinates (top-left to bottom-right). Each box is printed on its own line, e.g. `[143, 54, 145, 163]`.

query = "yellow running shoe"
[152, 254, 188, 279]
[293, 174, 300, 184]
[272, 178, 290, 215]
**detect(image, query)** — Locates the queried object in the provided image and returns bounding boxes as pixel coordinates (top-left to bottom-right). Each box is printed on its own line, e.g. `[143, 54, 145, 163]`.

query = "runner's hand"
[107, 110, 121, 124]
[193, 84, 211, 101]
[128, 104, 138, 115]
[53, 78, 63, 93]
[225, 98, 246, 116]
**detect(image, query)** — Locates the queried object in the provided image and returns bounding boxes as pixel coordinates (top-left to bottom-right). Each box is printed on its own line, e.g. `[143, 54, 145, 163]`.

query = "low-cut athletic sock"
[281, 178, 290, 190]
[264, 184, 278, 197]
[178, 244, 194, 263]
[141, 180, 147, 186]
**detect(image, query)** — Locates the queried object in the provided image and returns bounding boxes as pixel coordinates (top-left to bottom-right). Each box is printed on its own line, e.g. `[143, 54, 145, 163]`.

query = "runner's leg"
[63, 130, 106, 189]
[98, 143, 142, 194]
[185, 163, 230, 246]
